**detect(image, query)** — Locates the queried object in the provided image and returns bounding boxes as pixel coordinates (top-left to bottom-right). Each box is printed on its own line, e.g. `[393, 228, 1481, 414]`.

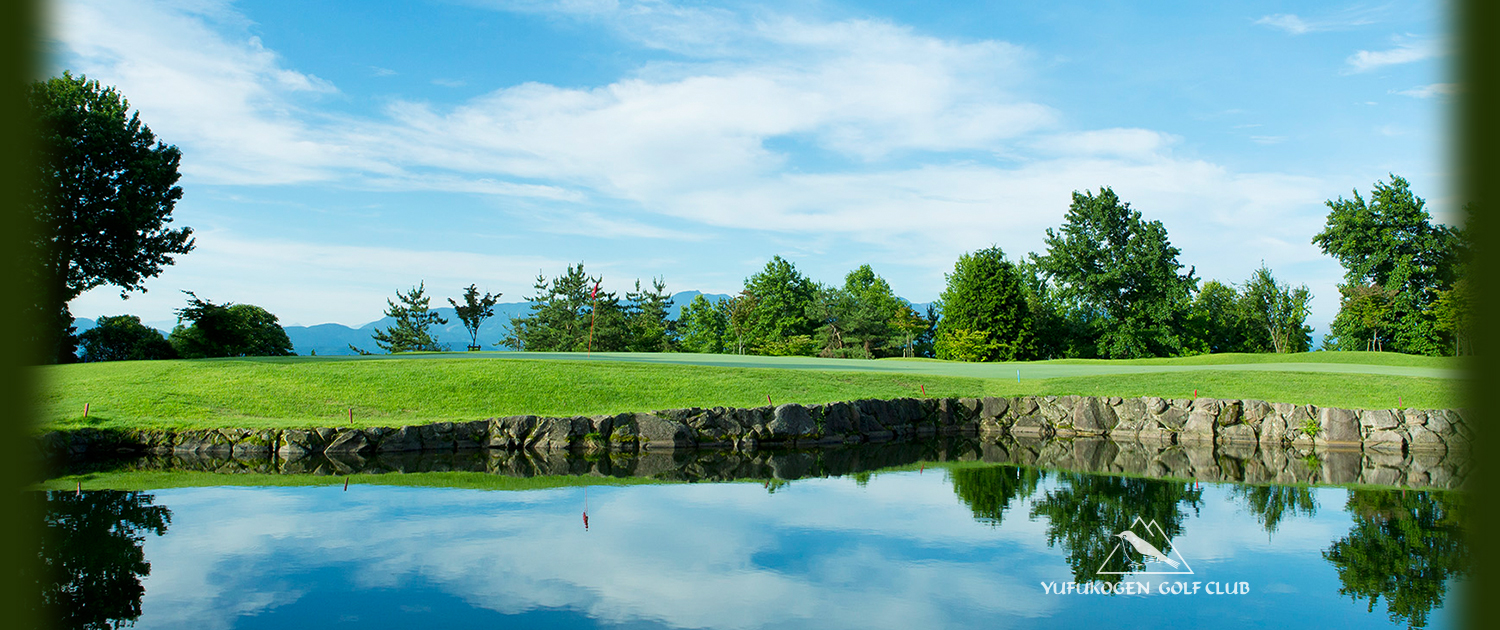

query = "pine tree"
[370, 282, 447, 353]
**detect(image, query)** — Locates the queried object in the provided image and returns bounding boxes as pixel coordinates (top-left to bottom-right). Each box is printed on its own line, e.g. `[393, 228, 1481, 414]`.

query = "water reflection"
[1028, 473, 1203, 585]
[36, 491, 171, 630]
[1233, 485, 1319, 537]
[949, 465, 1040, 527]
[35, 455, 1470, 629]
[1324, 490, 1469, 629]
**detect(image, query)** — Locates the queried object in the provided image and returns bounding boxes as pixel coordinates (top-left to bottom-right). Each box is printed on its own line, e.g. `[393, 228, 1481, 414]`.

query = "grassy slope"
[36, 352, 1460, 432]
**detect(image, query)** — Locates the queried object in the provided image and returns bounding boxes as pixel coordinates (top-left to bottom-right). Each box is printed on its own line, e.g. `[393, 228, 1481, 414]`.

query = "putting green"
[288, 351, 1461, 380]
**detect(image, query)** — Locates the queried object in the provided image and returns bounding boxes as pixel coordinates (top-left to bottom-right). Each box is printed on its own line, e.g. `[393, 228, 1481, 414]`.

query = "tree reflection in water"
[950, 465, 1205, 585]
[35, 490, 171, 630]
[949, 465, 1042, 527]
[1231, 484, 1318, 537]
[1027, 473, 1203, 585]
[1323, 489, 1468, 629]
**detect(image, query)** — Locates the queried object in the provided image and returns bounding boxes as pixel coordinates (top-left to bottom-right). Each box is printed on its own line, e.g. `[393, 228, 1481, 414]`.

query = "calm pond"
[35, 441, 1468, 629]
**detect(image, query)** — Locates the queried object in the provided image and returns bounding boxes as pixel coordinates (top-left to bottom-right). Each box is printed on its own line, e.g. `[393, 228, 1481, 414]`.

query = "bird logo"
[1116, 530, 1180, 569]
[1096, 517, 1193, 575]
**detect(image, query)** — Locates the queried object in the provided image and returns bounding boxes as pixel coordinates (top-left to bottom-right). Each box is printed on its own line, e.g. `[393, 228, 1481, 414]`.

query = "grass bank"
[35, 353, 1462, 433]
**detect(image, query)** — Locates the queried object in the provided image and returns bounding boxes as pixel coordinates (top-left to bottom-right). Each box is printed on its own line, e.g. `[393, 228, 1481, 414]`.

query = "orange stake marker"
[343, 476, 349, 491]
[767, 395, 773, 406]
[84, 403, 89, 418]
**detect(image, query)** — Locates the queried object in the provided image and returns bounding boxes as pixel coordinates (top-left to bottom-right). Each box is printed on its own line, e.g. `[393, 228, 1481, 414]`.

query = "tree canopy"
[741, 255, 818, 352]
[1032, 188, 1195, 358]
[448, 284, 500, 351]
[1314, 176, 1467, 355]
[168, 292, 294, 358]
[78, 315, 176, 362]
[27, 72, 194, 363]
[934, 247, 1033, 361]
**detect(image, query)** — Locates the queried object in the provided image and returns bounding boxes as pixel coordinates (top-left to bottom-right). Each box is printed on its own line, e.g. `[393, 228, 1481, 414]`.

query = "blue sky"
[51, 0, 1452, 331]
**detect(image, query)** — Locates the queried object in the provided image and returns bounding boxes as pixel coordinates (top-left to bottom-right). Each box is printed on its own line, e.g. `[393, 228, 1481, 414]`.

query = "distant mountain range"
[288, 291, 731, 356]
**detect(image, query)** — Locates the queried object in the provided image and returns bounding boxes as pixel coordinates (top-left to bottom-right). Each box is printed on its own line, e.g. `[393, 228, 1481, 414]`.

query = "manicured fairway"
[34, 351, 1463, 433]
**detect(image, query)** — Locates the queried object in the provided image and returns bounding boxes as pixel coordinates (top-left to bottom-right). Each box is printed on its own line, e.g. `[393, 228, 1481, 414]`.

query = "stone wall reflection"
[35, 491, 171, 630]
[53, 433, 1467, 491]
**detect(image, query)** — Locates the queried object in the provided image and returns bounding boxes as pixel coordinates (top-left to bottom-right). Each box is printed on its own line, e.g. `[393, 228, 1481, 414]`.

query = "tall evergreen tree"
[505, 264, 626, 352]
[625, 278, 676, 352]
[934, 247, 1034, 361]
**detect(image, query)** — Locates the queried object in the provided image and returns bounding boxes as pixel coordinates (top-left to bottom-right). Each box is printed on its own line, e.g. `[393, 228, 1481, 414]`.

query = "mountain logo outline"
[1096, 516, 1194, 575]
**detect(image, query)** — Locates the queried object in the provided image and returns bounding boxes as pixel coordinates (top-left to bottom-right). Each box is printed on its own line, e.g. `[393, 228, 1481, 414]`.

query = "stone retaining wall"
[38, 395, 1469, 462]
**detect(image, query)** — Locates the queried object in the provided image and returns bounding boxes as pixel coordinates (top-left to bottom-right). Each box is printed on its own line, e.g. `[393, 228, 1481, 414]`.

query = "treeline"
[503, 174, 1470, 360]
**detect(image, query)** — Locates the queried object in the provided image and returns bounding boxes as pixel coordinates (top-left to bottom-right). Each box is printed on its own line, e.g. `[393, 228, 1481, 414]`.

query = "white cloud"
[53, 0, 1358, 327]
[1345, 37, 1444, 73]
[1395, 82, 1457, 98]
[1254, 14, 1314, 35]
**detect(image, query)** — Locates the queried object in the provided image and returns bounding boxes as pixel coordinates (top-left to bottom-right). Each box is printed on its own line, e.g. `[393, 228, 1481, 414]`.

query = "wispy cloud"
[1345, 36, 1444, 73]
[1254, 14, 1315, 35]
[1253, 6, 1382, 35]
[1249, 135, 1287, 145]
[1394, 82, 1457, 98]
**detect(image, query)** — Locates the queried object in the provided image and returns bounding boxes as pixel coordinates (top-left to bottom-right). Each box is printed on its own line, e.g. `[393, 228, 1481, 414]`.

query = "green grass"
[1035, 351, 1459, 368]
[34, 353, 1463, 433]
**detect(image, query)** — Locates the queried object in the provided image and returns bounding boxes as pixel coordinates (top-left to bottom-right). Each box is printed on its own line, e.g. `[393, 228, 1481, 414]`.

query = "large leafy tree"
[935, 247, 1034, 361]
[678, 294, 728, 353]
[78, 315, 176, 362]
[741, 256, 818, 353]
[27, 72, 194, 363]
[1032, 188, 1196, 358]
[1313, 176, 1466, 355]
[1017, 259, 1101, 359]
[369, 282, 447, 353]
[169, 292, 294, 358]
[1183, 280, 1251, 354]
[810, 265, 905, 359]
[448, 284, 500, 351]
